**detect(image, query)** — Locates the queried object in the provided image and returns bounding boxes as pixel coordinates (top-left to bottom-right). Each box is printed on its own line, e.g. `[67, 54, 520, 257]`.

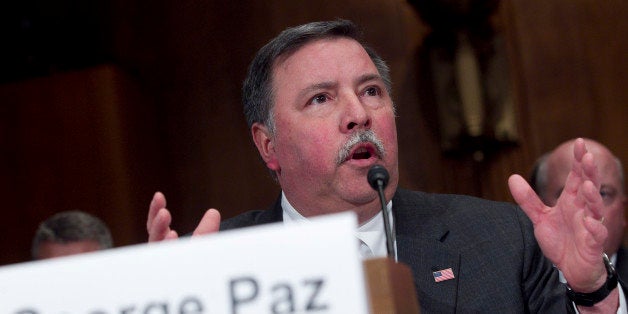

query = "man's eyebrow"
[296, 73, 383, 100]
[297, 81, 337, 100]
[356, 73, 383, 85]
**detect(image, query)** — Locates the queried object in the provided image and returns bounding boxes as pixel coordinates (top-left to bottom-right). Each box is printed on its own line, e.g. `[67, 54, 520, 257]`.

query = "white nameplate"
[0, 212, 368, 313]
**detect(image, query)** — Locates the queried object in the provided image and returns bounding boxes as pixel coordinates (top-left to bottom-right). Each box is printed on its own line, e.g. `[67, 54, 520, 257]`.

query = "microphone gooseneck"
[367, 165, 398, 262]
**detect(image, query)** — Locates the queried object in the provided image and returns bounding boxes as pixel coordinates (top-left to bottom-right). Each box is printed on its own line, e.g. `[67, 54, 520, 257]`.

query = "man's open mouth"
[346, 143, 377, 161]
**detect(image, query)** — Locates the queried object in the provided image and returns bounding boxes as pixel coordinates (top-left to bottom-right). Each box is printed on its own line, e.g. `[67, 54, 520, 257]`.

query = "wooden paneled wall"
[1, 0, 626, 265]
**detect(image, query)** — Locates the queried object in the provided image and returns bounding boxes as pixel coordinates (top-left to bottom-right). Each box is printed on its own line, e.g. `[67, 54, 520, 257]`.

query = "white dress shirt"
[280, 191, 393, 260]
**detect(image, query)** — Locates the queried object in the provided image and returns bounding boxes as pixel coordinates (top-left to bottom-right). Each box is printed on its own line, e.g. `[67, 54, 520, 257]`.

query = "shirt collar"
[280, 191, 393, 258]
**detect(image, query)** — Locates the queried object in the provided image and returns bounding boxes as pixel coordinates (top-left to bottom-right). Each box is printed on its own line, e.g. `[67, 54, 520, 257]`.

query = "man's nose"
[340, 93, 371, 133]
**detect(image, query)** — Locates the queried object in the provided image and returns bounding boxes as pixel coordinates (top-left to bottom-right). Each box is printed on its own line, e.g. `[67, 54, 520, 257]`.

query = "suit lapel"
[399, 237, 460, 312]
[393, 190, 460, 312]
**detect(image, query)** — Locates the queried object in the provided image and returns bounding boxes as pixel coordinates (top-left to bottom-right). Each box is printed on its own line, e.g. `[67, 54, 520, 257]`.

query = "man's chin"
[339, 186, 379, 205]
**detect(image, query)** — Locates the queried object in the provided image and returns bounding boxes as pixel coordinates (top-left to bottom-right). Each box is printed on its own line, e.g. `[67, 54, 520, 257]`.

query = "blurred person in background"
[31, 210, 113, 260]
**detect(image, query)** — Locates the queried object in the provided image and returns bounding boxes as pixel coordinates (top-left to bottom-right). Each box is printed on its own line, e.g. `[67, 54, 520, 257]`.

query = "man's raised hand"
[147, 191, 221, 242]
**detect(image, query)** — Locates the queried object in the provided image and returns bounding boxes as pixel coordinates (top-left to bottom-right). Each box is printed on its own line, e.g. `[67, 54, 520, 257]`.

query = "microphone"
[367, 165, 398, 261]
[367, 165, 389, 191]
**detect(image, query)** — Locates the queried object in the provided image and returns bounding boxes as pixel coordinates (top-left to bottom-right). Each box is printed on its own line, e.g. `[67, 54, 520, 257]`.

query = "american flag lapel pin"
[433, 267, 455, 282]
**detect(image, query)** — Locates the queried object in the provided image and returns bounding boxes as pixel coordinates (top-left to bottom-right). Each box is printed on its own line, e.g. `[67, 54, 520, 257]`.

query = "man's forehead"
[271, 40, 379, 101]
[273, 37, 374, 72]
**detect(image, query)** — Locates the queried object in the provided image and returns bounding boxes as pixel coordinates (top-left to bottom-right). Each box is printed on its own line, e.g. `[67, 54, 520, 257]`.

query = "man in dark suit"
[146, 20, 619, 312]
[531, 138, 627, 281]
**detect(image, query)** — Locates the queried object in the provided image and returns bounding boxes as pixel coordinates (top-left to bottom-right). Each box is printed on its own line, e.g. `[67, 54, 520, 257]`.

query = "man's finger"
[165, 230, 179, 240]
[573, 138, 587, 163]
[582, 180, 604, 220]
[148, 208, 175, 242]
[582, 215, 608, 247]
[581, 152, 600, 189]
[147, 191, 167, 231]
[192, 208, 221, 236]
[508, 174, 546, 224]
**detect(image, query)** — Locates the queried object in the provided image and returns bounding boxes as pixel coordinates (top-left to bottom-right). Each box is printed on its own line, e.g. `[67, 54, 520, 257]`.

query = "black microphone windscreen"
[367, 165, 389, 191]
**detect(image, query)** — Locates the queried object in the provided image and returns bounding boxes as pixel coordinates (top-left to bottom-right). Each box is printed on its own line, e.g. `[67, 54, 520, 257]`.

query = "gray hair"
[31, 210, 113, 259]
[242, 19, 392, 136]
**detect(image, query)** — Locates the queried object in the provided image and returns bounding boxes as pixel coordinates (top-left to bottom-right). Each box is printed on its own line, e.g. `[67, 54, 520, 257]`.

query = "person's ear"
[251, 122, 280, 171]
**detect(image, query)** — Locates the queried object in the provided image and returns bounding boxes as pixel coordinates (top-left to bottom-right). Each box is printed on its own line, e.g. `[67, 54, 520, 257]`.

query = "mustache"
[336, 130, 386, 165]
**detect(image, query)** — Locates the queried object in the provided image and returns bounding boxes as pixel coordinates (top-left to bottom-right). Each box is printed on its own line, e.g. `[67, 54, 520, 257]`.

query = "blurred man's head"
[32, 210, 113, 260]
[531, 138, 626, 255]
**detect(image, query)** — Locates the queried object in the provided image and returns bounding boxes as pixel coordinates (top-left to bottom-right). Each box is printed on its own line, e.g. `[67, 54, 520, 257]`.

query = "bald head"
[531, 138, 626, 255]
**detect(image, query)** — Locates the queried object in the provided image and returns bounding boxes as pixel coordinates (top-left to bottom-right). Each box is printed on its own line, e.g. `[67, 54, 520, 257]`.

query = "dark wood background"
[1, 0, 626, 265]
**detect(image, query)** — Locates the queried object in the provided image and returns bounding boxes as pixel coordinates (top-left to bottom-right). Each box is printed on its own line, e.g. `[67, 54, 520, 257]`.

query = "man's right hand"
[147, 191, 221, 242]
